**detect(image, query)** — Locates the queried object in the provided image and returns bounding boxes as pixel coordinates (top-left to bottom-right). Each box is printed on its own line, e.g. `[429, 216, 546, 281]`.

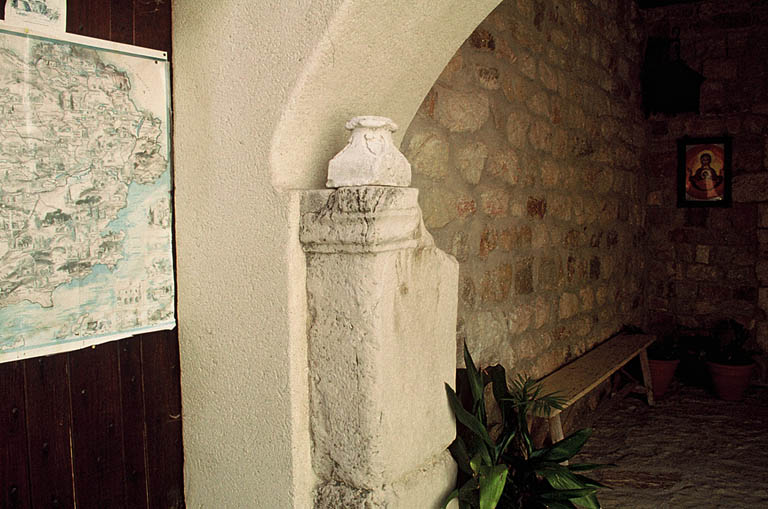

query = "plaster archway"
[173, 0, 501, 507]
[271, 0, 503, 190]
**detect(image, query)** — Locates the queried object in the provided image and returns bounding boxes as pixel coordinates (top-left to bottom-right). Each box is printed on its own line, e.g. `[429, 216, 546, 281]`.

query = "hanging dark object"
[641, 29, 705, 116]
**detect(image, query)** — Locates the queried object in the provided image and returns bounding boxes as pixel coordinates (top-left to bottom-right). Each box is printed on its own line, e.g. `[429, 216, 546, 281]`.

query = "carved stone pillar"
[300, 117, 459, 508]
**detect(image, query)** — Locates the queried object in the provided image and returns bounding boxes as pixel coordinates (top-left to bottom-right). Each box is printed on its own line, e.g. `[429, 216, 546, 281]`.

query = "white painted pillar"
[299, 118, 459, 507]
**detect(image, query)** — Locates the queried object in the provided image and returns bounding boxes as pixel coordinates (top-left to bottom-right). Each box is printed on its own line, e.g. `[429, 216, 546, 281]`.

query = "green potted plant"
[647, 333, 681, 399]
[442, 344, 610, 509]
[706, 319, 756, 401]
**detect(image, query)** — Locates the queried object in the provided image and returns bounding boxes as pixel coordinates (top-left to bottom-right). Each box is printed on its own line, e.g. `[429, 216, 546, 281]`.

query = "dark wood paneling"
[110, 0, 134, 45]
[134, 0, 172, 55]
[119, 338, 150, 509]
[143, 330, 184, 509]
[0, 362, 30, 509]
[67, 0, 111, 40]
[23, 356, 75, 508]
[69, 343, 126, 508]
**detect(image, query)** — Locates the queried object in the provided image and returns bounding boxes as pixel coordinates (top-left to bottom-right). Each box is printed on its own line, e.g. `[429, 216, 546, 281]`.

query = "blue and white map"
[0, 27, 174, 361]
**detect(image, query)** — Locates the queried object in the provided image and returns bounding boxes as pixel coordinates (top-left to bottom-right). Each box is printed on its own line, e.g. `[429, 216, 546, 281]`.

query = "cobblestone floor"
[576, 382, 768, 509]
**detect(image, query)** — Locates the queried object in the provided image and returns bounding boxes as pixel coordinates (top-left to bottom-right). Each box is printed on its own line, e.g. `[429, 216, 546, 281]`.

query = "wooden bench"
[538, 333, 656, 444]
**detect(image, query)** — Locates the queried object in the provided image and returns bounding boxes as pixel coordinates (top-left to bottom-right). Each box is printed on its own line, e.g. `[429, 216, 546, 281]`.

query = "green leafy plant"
[442, 344, 610, 509]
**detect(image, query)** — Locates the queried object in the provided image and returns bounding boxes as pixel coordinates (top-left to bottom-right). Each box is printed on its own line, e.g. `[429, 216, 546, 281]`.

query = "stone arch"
[270, 0, 503, 190]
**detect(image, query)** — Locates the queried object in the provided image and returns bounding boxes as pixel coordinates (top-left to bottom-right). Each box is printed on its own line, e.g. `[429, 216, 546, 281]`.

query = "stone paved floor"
[576, 383, 768, 508]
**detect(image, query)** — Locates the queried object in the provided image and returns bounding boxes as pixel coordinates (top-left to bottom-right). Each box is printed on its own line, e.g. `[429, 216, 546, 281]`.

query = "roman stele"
[326, 116, 412, 188]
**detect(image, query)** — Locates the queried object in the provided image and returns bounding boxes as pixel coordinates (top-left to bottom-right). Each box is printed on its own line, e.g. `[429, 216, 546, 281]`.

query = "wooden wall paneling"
[109, 0, 134, 45]
[69, 343, 126, 508]
[142, 330, 184, 509]
[118, 337, 150, 509]
[67, 0, 111, 40]
[134, 0, 172, 54]
[23, 356, 75, 508]
[0, 362, 30, 509]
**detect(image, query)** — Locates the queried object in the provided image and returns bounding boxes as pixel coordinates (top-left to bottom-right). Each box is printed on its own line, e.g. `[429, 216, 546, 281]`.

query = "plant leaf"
[478, 464, 508, 509]
[458, 477, 480, 502]
[464, 343, 486, 420]
[440, 488, 459, 509]
[449, 437, 473, 475]
[538, 468, 600, 509]
[495, 428, 516, 458]
[446, 383, 495, 448]
[574, 473, 610, 489]
[532, 428, 593, 462]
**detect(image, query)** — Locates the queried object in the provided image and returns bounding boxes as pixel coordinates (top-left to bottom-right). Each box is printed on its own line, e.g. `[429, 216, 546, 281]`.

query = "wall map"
[0, 26, 174, 361]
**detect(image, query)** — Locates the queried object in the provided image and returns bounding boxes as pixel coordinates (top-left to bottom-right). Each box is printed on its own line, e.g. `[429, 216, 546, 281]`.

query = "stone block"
[528, 119, 553, 151]
[469, 28, 496, 51]
[760, 205, 768, 228]
[434, 85, 490, 133]
[480, 264, 514, 302]
[315, 450, 458, 509]
[515, 258, 534, 295]
[506, 114, 530, 147]
[481, 189, 510, 217]
[421, 189, 459, 229]
[451, 231, 469, 263]
[559, 292, 580, 319]
[455, 196, 476, 219]
[456, 141, 488, 185]
[733, 173, 768, 203]
[507, 304, 535, 335]
[535, 296, 550, 329]
[526, 196, 547, 219]
[487, 149, 522, 185]
[500, 225, 532, 250]
[758, 261, 768, 285]
[695, 245, 711, 264]
[478, 226, 498, 258]
[302, 187, 459, 491]
[475, 65, 500, 90]
[406, 130, 451, 181]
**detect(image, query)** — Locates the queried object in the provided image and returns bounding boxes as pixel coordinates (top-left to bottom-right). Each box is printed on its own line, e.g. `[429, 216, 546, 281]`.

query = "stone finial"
[326, 116, 412, 188]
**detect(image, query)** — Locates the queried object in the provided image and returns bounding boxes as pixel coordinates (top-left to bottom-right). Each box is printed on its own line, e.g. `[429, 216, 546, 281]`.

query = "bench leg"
[549, 414, 564, 442]
[549, 414, 568, 465]
[639, 349, 655, 407]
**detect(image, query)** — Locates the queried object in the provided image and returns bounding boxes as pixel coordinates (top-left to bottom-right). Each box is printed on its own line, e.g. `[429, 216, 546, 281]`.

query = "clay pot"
[706, 361, 755, 401]
[649, 359, 679, 398]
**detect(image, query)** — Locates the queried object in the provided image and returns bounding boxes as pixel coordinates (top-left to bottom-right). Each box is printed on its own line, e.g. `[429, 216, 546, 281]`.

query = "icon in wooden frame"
[677, 136, 732, 208]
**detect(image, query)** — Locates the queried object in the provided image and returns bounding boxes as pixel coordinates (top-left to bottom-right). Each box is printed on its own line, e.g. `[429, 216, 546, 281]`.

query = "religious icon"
[677, 136, 732, 208]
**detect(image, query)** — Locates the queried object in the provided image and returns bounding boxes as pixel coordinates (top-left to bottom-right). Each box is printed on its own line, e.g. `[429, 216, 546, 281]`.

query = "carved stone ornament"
[326, 116, 412, 188]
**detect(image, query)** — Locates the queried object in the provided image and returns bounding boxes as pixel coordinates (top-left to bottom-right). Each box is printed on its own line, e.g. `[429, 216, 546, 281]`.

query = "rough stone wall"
[401, 0, 648, 378]
[643, 0, 768, 351]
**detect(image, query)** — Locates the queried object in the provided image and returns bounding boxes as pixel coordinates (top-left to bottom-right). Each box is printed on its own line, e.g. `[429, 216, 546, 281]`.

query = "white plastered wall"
[172, 0, 501, 506]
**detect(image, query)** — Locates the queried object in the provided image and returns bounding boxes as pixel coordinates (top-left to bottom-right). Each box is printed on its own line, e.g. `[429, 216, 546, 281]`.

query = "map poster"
[5, 0, 66, 33]
[0, 25, 175, 363]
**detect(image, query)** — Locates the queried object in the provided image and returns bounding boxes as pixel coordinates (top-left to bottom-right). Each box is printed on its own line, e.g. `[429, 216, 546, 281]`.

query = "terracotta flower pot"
[649, 359, 679, 398]
[706, 361, 755, 401]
